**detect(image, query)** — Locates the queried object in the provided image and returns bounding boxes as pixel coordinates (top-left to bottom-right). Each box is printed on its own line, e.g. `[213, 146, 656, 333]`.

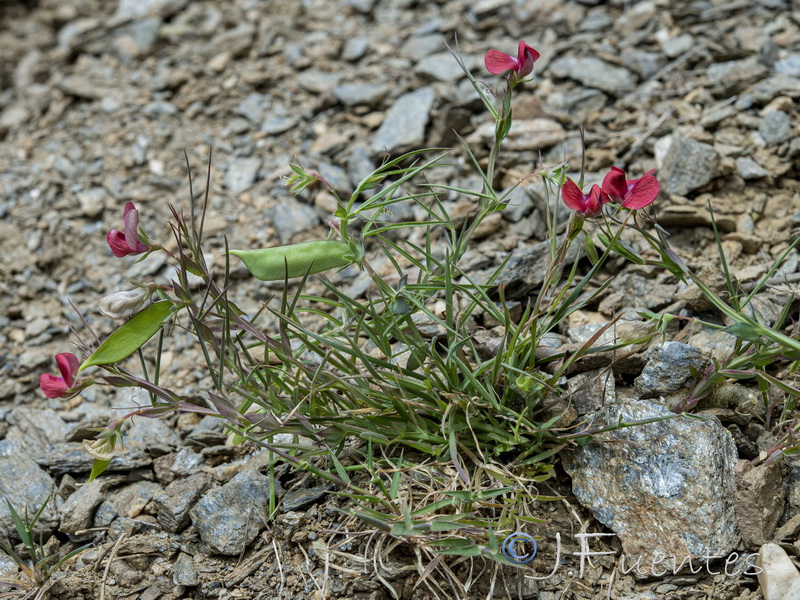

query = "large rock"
[563, 398, 739, 569]
[657, 133, 719, 196]
[371, 87, 436, 154]
[548, 56, 636, 96]
[190, 471, 272, 555]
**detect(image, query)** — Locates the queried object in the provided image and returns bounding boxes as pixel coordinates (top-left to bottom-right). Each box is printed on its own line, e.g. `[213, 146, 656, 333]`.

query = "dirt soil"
[1, 0, 799, 599]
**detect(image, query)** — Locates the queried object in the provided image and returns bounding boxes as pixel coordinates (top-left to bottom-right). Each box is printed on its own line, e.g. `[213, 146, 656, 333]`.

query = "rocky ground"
[1, 0, 800, 598]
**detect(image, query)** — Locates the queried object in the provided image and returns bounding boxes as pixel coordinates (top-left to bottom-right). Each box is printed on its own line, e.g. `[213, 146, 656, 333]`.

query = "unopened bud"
[99, 287, 149, 319]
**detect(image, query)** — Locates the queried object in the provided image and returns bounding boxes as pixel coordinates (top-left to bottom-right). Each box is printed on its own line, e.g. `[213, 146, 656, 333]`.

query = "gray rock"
[347, 146, 376, 191]
[60, 479, 107, 534]
[371, 87, 436, 154]
[657, 32, 694, 58]
[658, 134, 719, 196]
[471, 0, 512, 17]
[267, 199, 320, 244]
[262, 116, 298, 135]
[170, 448, 205, 477]
[620, 48, 666, 80]
[283, 485, 332, 512]
[224, 158, 261, 194]
[399, 34, 444, 62]
[297, 70, 342, 94]
[77, 187, 107, 217]
[563, 398, 738, 568]
[347, 0, 375, 13]
[634, 341, 705, 398]
[471, 118, 565, 151]
[185, 416, 227, 447]
[123, 412, 182, 452]
[757, 544, 800, 600]
[0, 454, 58, 536]
[549, 56, 636, 96]
[759, 110, 792, 146]
[415, 52, 465, 82]
[775, 53, 800, 77]
[332, 83, 389, 108]
[739, 75, 800, 106]
[128, 17, 161, 55]
[35, 442, 152, 474]
[485, 237, 581, 300]
[190, 471, 272, 555]
[341, 37, 369, 62]
[106, 480, 162, 519]
[115, 0, 186, 20]
[579, 8, 613, 31]
[735, 156, 769, 180]
[155, 472, 211, 533]
[238, 93, 270, 124]
[173, 553, 198, 586]
[707, 57, 768, 94]
[203, 23, 254, 58]
[500, 186, 535, 223]
[142, 100, 178, 116]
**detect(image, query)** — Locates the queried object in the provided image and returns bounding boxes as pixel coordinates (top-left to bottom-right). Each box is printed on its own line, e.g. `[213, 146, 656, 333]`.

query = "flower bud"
[99, 288, 149, 319]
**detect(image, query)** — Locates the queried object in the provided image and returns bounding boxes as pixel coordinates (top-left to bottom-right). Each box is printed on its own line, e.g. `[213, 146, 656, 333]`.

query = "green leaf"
[723, 322, 762, 343]
[79, 301, 173, 371]
[88, 459, 111, 482]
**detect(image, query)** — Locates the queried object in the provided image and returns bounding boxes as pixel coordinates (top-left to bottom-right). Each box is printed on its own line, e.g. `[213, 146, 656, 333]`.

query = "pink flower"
[485, 41, 540, 78]
[561, 180, 608, 218]
[107, 202, 149, 257]
[40, 353, 79, 399]
[601, 167, 660, 210]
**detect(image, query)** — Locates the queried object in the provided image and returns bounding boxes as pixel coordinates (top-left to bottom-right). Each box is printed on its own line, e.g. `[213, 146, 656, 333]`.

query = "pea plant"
[33, 40, 800, 563]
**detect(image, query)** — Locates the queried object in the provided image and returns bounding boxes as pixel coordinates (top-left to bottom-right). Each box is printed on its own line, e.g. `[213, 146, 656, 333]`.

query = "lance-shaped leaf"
[79, 301, 173, 371]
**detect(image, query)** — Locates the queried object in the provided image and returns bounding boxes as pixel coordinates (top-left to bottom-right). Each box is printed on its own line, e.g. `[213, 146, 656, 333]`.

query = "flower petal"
[122, 202, 140, 252]
[55, 353, 79, 388]
[40, 374, 69, 399]
[561, 179, 587, 211]
[602, 166, 628, 203]
[623, 173, 660, 209]
[107, 230, 133, 257]
[516, 41, 540, 77]
[485, 49, 518, 74]
[584, 185, 607, 217]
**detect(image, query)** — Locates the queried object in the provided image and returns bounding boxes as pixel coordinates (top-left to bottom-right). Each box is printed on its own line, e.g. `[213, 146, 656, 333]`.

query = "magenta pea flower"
[39, 353, 80, 399]
[107, 202, 149, 257]
[601, 167, 660, 210]
[561, 180, 608, 218]
[484, 41, 540, 78]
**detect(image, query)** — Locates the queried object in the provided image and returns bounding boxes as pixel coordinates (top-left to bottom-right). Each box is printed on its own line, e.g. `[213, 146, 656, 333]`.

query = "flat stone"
[759, 110, 792, 146]
[0, 452, 58, 536]
[472, 118, 565, 151]
[657, 133, 719, 196]
[224, 157, 261, 194]
[371, 87, 436, 154]
[332, 83, 389, 107]
[736, 156, 769, 179]
[634, 341, 705, 398]
[173, 553, 198, 586]
[190, 471, 272, 555]
[563, 398, 739, 569]
[415, 52, 465, 82]
[548, 56, 636, 96]
[60, 479, 107, 534]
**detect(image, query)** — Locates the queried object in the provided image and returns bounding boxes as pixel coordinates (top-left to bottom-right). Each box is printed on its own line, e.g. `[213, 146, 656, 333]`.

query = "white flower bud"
[99, 288, 149, 319]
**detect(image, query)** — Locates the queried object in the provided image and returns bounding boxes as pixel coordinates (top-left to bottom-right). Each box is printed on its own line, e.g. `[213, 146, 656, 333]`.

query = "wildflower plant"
[37, 38, 800, 573]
